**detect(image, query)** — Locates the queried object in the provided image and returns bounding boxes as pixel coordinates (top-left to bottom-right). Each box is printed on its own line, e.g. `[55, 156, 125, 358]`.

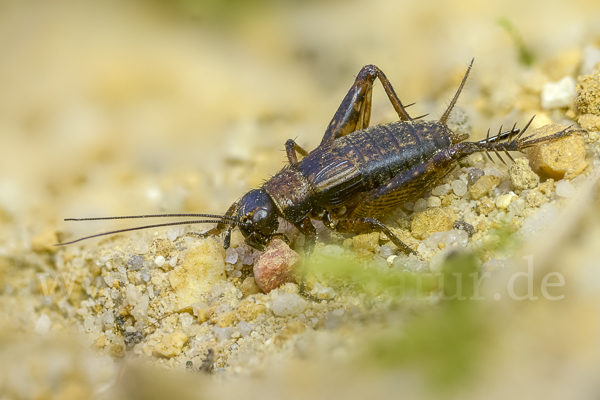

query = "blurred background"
[1, 0, 600, 398]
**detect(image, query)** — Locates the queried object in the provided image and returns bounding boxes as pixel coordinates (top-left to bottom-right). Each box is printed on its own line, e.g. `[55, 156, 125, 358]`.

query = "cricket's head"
[237, 189, 279, 251]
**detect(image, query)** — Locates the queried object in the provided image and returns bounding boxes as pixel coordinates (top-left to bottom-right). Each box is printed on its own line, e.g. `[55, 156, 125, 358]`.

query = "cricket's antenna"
[439, 58, 474, 125]
[56, 218, 238, 246]
[64, 213, 239, 222]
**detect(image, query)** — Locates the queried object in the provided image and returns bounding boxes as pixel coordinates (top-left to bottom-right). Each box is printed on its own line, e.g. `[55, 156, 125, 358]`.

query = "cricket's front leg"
[293, 216, 317, 294]
[333, 217, 417, 255]
[285, 139, 309, 164]
[186, 201, 239, 249]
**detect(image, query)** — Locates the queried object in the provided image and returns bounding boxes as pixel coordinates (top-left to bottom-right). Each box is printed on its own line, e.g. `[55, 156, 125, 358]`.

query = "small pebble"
[451, 180, 468, 196]
[386, 255, 398, 266]
[477, 197, 495, 215]
[469, 175, 500, 200]
[507, 198, 526, 215]
[154, 255, 165, 267]
[581, 45, 600, 75]
[555, 180, 575, 198]
[154, 331, 188, 357]
[128, 255, 144, 271]
[575, 67, 600, 116]
[124, 331, 143, 350]
[272, 293, 307, 317]
[214, 326, 234, 341]
[311, 282, 337, 299]
[509, 158, 540, 190]
[424, 229, 468, 249]
[578, 114, 600, 131]
[140, 269, 151, 282]
[379, 244, 393, 258]
[541, 76, 577, 109]
[427, 196, 442, 207]
[237, 321, 253, 337]
[413, 198, 428, 213]
[353, 232, 380, 252]
[179, 313, 194, 327]
[131, 294, 149, 321]
[254, 239, 300, 293]
[432, 184, 452, 196]
[34, 314, 51, 335]
[467, 168, 484, 186]
[132, 240, 150, 255]
[524, 124, 587, 179]
[411, 207, 457, 240]
[225, 247, 239, 264]
[484, 167, 504, 179]
[167, 228, 182, 242]
[495, 193, 516, 209]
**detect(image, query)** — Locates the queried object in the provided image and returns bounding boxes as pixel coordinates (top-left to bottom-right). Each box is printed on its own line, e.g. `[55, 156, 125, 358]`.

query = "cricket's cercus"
[58, 59, 578, 290]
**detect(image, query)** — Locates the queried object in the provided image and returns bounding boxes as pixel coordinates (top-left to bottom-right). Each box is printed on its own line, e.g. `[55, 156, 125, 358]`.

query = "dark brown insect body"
[60, 61, 574, 258]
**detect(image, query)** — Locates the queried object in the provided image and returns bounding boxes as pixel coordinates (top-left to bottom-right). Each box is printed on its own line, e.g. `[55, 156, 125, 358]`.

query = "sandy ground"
[2, 0, 600, 399]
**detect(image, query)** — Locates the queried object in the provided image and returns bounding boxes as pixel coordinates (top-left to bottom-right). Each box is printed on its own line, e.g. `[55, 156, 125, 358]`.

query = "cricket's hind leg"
[321, 65, 415, 146]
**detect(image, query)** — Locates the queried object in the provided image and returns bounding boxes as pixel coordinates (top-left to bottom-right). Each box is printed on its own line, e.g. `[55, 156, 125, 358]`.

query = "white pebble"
[84, 315, 97, 333]
[35, 314, 51, 335]
[210, 284, 226, 297]
[555, 180, 575, 198]
[132, 240, 149, 255]
[179, 313, 194, 327]
[154, 255, 165, 267]
[392, 254, 427, 272]
[541, 76, 577, 109]
[424, 232, 447, 249]
[386, 255, 398, 266]
[102, 310, 115, 327]
[484, 167, 504, 179]
[581, 45, 600, 75]
[126, 284, 142, 305]
[379, 244, 393, 258]
[432, 184, 452, 196]
[427, 196, 441, 207]
[272, 293, 307, 317]
[495, 193, 516, 209]
[225, 247, 239, 264]
[424, 229, 468, 249]
[168, 255, 178, 268]
[214, 326, 234, 341]
[237, 321, 253, 337]
[167, 228, 182, 242]
[507, 198, 526, 216]
[310, 282, 337, 299]
[131, 294, 149, 321]
[451, 180, 468, 196]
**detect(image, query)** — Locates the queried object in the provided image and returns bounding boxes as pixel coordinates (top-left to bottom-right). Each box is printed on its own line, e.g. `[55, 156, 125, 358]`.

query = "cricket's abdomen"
[297, 120, 453, 209]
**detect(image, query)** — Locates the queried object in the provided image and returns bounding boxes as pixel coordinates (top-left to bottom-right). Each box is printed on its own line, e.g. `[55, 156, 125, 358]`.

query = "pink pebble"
[253, 239, 301, 293]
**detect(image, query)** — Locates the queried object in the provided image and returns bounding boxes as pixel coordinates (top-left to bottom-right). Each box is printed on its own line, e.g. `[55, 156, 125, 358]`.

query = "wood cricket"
[58, 60, 575, 260]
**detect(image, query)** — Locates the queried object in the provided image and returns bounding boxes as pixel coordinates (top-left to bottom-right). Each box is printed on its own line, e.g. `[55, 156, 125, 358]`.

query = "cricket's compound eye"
[238, 189, 279, 238]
